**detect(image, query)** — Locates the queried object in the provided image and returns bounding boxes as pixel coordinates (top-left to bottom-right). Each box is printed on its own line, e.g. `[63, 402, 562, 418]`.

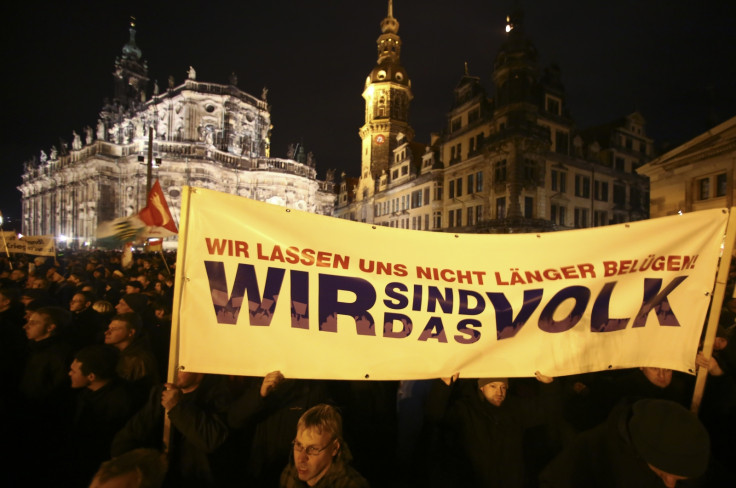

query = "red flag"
[138, 180, 178, 234]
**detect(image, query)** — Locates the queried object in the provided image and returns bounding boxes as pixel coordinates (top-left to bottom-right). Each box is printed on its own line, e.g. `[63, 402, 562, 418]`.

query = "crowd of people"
[1, 250, 736, 487]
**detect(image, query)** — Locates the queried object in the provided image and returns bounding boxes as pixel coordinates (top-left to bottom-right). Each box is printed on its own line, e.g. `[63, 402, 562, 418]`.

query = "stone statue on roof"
[188, 66, 196, 80]
[72, 131, 82, 150]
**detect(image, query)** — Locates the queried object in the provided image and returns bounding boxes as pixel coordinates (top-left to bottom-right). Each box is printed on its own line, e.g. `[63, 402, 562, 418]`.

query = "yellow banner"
[0, 233, 56, 256]
[175, 187, 730, 380]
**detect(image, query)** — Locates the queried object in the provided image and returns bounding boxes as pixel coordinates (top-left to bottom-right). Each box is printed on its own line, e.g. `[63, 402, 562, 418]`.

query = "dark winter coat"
[425, 379, 559, 488]
[111, 375, 231, 487]
[539, 400, 703, 487]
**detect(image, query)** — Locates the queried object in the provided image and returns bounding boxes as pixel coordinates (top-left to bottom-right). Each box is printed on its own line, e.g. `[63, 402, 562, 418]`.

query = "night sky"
[3, 0, 735, 227]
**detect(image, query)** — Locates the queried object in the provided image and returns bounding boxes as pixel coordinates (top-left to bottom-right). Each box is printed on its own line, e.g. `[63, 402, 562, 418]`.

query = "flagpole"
[691, 207, 736, 414]
[162, 185, 193, 453]
[146, 127, 154, 196]
[159, 249, 172, 276]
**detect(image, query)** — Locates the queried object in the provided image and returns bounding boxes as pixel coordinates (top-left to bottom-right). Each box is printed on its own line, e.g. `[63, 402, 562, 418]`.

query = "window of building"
[434, 211, 442, 229]
[424, 214, 429, 230]
[575, 174, 590, 198]
[456, 177, 463, 197]
[497, 197, 506, 219]
[476, 171, 483, 192]
[546, 95, 561, 115]
[467, 174, 474, 194]
[451, 117, 461, 133]
[594, 181, 609, 201]
[697, 173, 729, 200]
[424, 187, 430, 205]
[494, 160, 507, 183]
[475, 205, 483, 223]
[392, 169, 399, 180]
[523, 159, 536, 180]
[594, 210, 608, 227]
[615, 157, 625, 172]
[524, 197, 533, 218]
[401, 165, 408, 176]
[613, 184, 626, 207]
[717, 173, 728, 197]
[456, 209, 462, 226]
[698, 178, 710, 200]
[551, 204, 566, 226]
[448, 210, 455, 227]
[468, 108, 480, 124]
[467, 207, 474, 226]
[449, 180, 455, 199]
[574, 208, 589, 228]
[411, 189, 423, 208]
[551, 169, 567, 193]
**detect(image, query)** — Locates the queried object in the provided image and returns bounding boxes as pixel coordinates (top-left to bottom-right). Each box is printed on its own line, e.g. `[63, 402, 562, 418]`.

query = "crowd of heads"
[2, 250, 736, 487]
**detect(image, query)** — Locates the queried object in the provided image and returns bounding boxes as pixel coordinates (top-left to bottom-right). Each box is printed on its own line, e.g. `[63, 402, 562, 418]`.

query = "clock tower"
[357, 1, 414, 201]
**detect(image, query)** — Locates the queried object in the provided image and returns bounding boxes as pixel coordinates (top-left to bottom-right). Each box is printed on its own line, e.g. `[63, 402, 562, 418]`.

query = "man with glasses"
[280, 403, 369, 487]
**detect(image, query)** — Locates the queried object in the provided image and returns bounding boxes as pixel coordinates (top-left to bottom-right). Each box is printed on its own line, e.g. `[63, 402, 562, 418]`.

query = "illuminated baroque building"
[18, 22, 335, 246]
[335, 4, 651, 232]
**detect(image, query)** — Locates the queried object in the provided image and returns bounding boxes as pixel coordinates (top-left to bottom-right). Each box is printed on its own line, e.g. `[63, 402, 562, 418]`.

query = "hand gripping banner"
[172, 187, 731, 381]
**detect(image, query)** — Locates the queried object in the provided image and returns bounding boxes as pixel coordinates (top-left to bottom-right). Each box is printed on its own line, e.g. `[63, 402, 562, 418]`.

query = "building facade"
[335, 6, 651, 233]
[18, 22, 335, 247]
[637, 115, 736, 218]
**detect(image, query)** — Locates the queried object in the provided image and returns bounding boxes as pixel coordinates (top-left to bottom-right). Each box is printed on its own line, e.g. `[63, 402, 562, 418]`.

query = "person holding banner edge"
[423, 371, 560, 488]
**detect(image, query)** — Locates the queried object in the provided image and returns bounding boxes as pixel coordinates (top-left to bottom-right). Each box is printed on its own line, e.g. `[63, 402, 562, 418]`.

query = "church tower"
[357, 1, 414, 202]
[113, 18, 150, 109]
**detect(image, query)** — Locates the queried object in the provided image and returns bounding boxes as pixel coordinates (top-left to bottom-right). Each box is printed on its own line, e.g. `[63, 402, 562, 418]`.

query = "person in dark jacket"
[280, 403, 369, 488]
[104, 312, 160, 409]
[17, 306, 74, 486]
[0, 287, 27, 393]
[67, 344, 134, 484]
[69, 290, 106, 349]
[227, 371, 332, 487]
[20, 306, 73, 403]
[111, 370, 231, 487]
[424, 372, 559, 488]
[539, 398, 710, 488]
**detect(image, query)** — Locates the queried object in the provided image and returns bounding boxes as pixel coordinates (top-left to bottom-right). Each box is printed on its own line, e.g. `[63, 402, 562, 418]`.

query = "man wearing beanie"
[115, 292, 149, 317]
[424, 372, 558, 487]
[539, 398, 710, 487]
